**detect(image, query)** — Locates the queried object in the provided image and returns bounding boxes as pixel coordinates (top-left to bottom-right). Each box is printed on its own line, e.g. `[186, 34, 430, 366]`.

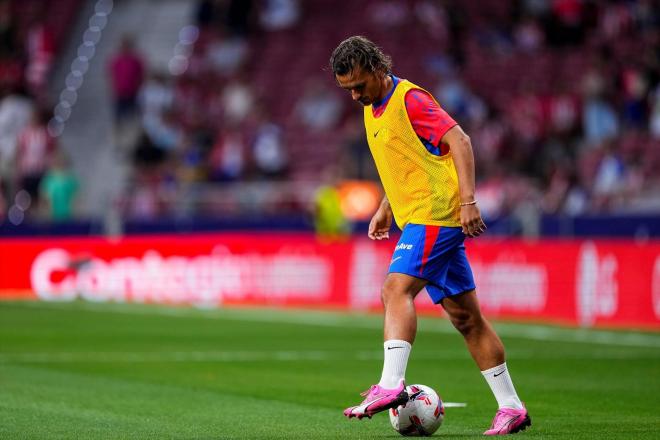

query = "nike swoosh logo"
[351, 394, 391, 414]
[374, 129, 381, 138]
[387, 346, 405, 350]
[493, 371, 506, 377]
[390, 256, 402, 265]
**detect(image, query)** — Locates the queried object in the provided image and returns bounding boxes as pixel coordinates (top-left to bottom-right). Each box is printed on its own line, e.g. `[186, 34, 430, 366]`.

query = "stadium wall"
[0, 234, 658, 330]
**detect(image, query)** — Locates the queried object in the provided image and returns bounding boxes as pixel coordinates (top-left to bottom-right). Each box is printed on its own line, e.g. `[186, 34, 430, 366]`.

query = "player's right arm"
[368, 196, 393, 240]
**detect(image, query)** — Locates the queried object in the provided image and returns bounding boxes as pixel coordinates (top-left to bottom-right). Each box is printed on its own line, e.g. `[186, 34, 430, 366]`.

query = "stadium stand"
[131, 0, 659, 217]
[0, 0, 659, 236]
[0, 0, 82, 221]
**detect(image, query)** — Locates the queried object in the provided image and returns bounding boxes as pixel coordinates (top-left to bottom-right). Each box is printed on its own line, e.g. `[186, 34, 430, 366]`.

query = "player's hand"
[368, 206, 393, 240]
[460, 204, 487, 238]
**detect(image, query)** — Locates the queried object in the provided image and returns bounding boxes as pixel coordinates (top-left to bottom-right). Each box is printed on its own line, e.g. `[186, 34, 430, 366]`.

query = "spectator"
[475, 166, 508, 219]
[293, 79, 343, 131]
[313, 168, 350, 242]
[0, 86, 33, 192]
[413, 0, 449, 42]
[514, 16, 544, 52]
[208, 125, 246, 181]
[259, 0, 300, 31]
[24, 13, 55, 100]
[177, 138, 206, 184]
[510, 175, 542, 236]
[548, 82, 580, 135]
[541, 164, 572, 214]
[341, 118, 376, 181]
[15, 108, 56, 205]
[206, 28, 249, 78]
[108, 35, 145, 125]
[139, 72, 174, 122]
[143, 109, 184, 153]
[125, 169, 168, 220]
[591, 141, 626, 211]
[581, 63, 607, 99]
[508, 84, 544, 144]
[582, 94, 619, 145]
[598, 1, 634, 41]
[470, 108, 506, 166]
[39, 151, 79, 221]
[251, 110, 288, 179]
[562, 181, 589, 216]
[620, 66, 649, 129]
[221, 76, 255, 124]
[434, 73, 472, 122]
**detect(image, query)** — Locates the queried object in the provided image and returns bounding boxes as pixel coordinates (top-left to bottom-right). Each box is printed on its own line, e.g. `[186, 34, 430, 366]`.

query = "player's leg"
[345, 224, 432, 420]
[344, 272, 426, 419]
[380, 272, 427, 385]
[382, 272, 427, 343]
[441, 290, 505, 369]
[437, 242, 530, 435]
[441, 290, 530, 435]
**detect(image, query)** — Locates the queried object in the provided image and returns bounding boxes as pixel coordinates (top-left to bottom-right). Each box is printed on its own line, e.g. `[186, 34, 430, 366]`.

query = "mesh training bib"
[364, 79, 461, 230]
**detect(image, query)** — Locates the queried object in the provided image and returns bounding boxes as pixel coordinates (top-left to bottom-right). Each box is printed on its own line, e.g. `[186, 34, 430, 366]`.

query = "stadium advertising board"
[0, 235, 658, 329]
[0, 235, 349, 308]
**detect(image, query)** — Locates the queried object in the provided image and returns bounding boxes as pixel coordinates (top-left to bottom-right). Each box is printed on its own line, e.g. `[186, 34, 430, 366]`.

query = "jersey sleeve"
[404, 88, 457, 155]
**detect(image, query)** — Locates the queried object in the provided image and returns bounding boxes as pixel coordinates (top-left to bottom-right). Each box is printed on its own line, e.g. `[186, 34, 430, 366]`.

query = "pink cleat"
[483, 405, 531, 435]
[343, 380, 409, 419]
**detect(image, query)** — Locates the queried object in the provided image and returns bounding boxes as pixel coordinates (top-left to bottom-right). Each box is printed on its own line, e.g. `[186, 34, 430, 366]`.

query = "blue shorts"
[388, 224, 476, 304]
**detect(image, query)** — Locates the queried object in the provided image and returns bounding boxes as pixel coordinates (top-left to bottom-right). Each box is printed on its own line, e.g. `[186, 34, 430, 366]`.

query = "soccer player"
[330, 36, 531, 436]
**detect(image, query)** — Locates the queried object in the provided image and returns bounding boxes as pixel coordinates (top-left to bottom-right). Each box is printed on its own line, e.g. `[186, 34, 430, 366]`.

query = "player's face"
[335, 67, 386, 106]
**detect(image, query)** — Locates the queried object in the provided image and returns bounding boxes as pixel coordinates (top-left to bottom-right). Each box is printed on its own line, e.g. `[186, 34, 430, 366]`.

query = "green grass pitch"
[1, 300, 659, 439]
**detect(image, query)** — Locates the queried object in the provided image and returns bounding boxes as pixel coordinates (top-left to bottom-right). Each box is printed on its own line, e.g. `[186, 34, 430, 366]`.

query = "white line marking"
[444, 402, 468, 408]
[8, 301, 660, 348]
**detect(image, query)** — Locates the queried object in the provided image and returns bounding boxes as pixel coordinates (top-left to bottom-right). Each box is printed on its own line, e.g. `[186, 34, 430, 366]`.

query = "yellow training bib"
[364, 80, 461, 230]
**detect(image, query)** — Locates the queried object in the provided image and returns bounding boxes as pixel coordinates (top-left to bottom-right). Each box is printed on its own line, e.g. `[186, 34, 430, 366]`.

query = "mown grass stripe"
[8, 300, 660, 349]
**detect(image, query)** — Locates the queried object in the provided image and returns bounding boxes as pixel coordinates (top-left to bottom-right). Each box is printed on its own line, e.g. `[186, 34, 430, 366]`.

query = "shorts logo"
[395, 243, 413, 251]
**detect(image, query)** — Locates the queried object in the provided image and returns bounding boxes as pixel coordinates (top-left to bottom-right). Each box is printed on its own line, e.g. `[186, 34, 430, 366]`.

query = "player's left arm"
[442, 125, 487, 238]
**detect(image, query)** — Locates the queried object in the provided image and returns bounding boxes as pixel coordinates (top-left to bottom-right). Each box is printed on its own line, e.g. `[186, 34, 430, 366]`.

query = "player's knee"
[380, 285, 397, 305]
[449, 311, 478, 336]
[380, 283, 411, 305]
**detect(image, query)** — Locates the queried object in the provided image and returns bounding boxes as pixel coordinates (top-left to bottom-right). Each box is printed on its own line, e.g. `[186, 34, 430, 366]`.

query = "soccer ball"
[389, 384, 444, 436]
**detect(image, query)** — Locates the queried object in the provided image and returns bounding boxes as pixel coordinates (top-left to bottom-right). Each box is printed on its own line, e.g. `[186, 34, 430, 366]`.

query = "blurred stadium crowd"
[0, 0, 80, 222]
[0, 0, 659, 232]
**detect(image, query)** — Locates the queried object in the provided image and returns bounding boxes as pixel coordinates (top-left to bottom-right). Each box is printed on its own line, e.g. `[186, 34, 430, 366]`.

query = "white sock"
[378, 339, 411, 389]
[481, 362, 524, 409]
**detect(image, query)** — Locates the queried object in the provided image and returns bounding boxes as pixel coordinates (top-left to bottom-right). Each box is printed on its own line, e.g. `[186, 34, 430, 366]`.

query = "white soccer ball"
[389, 384, 444, 436]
